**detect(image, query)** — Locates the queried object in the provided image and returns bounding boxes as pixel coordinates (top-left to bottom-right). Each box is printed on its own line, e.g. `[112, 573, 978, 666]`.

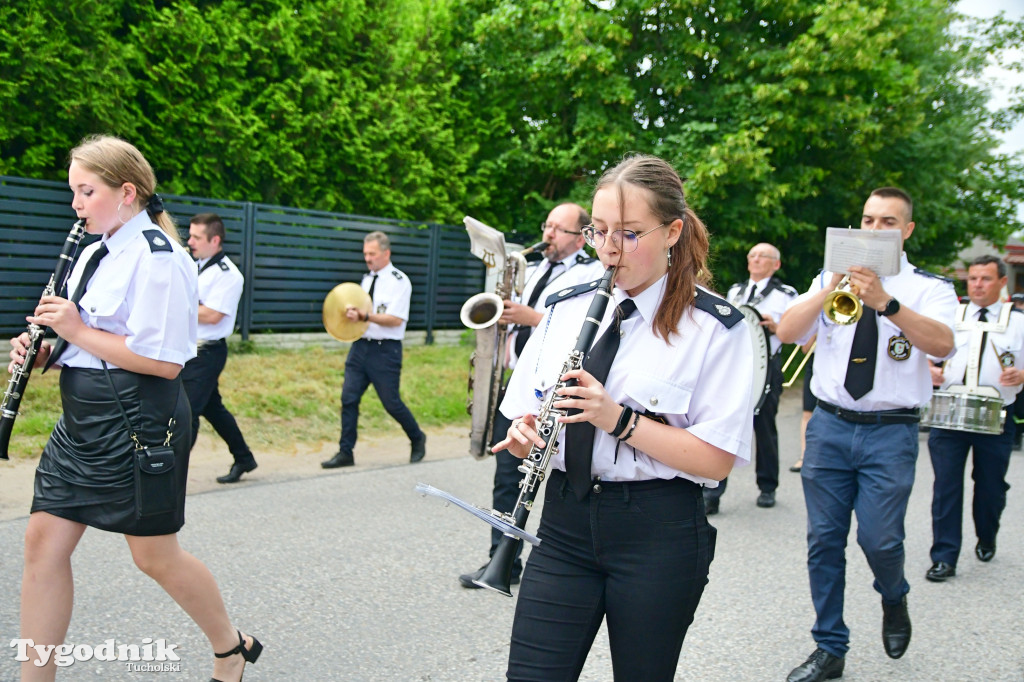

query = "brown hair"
[594, 153, 711, 340]
[869, 186, 914, 222]
[191, 212, 226, 245]
[69, 135, 180, 244]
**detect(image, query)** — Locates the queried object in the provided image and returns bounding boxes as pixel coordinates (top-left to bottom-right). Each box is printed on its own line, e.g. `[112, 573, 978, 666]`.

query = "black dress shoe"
[925, 561, 956, 582]
[704, 496, 719, 515]
[458, 564, 521, 589]
[321, 451, 354, 469]
[757, 490, 776, 508]
[410, 434, 427, 463]
[975, 540, 996, 562]
[216, 460, 257, 484]
[786, 648, 844, 682]
[881, 595, 911, 659]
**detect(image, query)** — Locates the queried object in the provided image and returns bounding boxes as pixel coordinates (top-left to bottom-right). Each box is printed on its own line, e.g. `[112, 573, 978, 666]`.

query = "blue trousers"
[339, 338, 422, 454]
[928, 419, 1013, 565]
[181, 339, 254, 465]
[801, 407, 918, 658]
[507, 471, 714, 682]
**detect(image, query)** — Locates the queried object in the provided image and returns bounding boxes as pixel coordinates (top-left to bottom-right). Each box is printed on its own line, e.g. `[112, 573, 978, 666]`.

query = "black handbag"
[103, 363, 178, 519]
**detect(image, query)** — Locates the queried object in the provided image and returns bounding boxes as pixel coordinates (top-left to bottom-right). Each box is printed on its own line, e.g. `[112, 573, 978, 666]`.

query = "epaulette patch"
[575, 254, 598, 264]
[914, 267, 954, 284]
[142, 229, 173, 253]
[694, 290, 744, 329]
[217, 260, 229, 271]
[778, 283, 798, 297]
[392, 270, 403, 280]
[545, 278, 601, 307]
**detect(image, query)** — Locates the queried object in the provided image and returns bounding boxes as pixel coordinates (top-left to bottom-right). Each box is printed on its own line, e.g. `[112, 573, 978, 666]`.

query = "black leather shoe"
[458, 564, 521, 589]
[757, 490, 776, 508]
[321, 451, 354, 469]
[786, 648, 844, 682]
[925, 561, 956, 582]
[704, 496, 719, 515]
[881, 595, 911, 659]
[975, 540, 996, 562]
[410, 434, 427, 463]
[216, 460, 257, 484]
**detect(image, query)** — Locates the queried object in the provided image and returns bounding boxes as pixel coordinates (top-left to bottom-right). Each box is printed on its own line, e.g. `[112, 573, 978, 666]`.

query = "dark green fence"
[0, 176, 485, 341]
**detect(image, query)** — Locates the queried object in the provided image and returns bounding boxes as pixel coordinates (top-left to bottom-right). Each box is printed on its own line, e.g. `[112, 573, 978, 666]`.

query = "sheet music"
[415, 483, 541, 546]
[823, 227, 902, 277]
[464, 216, 507, 270]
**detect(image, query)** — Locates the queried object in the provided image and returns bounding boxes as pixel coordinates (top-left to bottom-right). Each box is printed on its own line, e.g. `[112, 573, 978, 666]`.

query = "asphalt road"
[1, 390, 1022, 681]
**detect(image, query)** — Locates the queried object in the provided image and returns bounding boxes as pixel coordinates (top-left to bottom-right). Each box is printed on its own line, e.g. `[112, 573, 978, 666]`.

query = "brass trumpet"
[822, 275, 862, 325]
[782, 341, 816, 389]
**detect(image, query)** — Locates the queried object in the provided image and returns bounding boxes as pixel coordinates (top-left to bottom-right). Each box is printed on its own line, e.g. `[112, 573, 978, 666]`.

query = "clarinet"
[473, 265, 616, 595]
[0, 220, 86, 459]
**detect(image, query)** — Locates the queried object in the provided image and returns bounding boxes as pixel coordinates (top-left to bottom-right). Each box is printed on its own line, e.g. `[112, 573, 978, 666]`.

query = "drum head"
[740, 305, 771, 415]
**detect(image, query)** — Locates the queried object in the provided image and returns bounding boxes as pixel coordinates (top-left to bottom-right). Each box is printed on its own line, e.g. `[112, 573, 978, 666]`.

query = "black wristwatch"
[878, 298, 900, 317]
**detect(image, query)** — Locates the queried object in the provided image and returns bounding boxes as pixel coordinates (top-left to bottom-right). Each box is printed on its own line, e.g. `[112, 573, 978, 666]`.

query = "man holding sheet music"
[776, 187, 958, 682]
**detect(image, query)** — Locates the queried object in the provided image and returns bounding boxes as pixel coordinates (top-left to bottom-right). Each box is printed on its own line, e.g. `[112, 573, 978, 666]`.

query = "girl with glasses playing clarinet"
[494, 153, 754, 681]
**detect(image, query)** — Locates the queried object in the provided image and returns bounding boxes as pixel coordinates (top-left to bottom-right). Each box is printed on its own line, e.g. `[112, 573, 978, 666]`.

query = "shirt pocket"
[78, 291, 124, 322]
[622, 372, 692, 418]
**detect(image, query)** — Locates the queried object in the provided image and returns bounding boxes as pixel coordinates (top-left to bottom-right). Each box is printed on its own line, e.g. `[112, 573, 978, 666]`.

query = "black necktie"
[964, 308, 988, 383]
[564, 299, 637, 500]
[844, 308, 878, 400]
[367, 273, 378, 304]
[46, 244, 109, 370]
[745, 282, 756, 303]
[514, 263, 557, 357]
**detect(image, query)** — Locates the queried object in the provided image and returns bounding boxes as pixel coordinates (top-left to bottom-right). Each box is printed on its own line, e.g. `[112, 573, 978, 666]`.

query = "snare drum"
[920, 390, 1005, 435]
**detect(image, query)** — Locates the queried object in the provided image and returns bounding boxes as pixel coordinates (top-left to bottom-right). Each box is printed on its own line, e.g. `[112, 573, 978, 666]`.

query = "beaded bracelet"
[610, 405, 634, 438]
[620, 413, 642, 442]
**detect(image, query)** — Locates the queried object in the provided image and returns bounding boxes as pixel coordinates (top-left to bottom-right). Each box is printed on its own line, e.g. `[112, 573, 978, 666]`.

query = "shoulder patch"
[575, 254, 597, 264]
[142, 229, 173, 253]
[913, 267, 954, 284]
[392, 269, 403, 280]
[694, 290, 744, 329]
[545, 278, 601, 307]
[1012, 307, 1023, 314]
[778, 283, 798, 297]
[217, 260, 229, 271]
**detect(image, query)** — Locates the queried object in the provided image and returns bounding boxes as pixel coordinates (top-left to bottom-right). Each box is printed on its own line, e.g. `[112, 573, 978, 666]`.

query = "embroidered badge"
[888, 334, 912, 361]
[715, 304, 731, 316]
[152, 235, 166, 246]
[998, 350, 1015, 368]
[376, 304, 388, 314]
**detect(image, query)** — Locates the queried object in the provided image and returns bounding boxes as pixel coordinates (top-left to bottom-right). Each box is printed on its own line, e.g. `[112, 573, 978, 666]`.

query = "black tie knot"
[978, 307, 988, 322]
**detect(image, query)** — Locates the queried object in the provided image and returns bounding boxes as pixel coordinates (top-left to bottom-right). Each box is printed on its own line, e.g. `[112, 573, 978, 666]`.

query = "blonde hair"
[594, 153, 711, 340]
[69, 135, 180, 244]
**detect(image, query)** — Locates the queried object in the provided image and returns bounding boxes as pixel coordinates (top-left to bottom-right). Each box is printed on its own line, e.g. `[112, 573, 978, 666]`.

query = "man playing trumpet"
[776, 187, 958, 682]
[924, 255, 1024, 583]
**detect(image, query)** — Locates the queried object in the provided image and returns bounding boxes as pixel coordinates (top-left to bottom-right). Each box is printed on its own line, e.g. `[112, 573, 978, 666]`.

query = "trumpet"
[823, 275, 862, 325]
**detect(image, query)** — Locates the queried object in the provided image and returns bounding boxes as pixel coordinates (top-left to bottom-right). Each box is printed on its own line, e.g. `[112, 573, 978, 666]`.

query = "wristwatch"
[878, 298, 900, 317]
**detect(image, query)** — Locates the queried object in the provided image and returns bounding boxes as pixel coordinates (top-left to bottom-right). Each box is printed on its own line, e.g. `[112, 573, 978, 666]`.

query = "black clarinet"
[0, 220, 86, 459]
[473, 265, 616, 595]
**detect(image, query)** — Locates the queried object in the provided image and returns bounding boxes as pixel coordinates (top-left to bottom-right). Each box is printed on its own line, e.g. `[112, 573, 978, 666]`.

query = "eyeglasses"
[541, 222, 582, 235]
[582, 223, 667, 253]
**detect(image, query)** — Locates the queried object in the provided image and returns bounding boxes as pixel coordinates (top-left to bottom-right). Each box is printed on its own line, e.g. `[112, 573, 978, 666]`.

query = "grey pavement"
[1, 389, 1023, 681]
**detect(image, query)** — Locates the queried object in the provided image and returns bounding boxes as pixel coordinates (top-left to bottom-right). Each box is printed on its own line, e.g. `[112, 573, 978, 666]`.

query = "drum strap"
[954, 303, 1010, 394]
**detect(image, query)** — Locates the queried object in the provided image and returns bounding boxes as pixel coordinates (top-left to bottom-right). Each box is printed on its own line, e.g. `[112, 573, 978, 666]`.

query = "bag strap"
[101, 361, 174, 448]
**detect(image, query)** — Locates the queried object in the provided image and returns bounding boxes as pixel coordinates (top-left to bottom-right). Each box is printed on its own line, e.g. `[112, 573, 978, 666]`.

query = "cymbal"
[323, 282, 372, 342]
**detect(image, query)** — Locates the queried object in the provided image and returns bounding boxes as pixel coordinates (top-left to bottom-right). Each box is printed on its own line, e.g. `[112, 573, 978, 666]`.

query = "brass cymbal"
[323, 282, 372, 342]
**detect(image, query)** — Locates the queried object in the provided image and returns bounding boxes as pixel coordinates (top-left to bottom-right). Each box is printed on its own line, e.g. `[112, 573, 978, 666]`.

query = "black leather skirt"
[32, 367, 192, 536]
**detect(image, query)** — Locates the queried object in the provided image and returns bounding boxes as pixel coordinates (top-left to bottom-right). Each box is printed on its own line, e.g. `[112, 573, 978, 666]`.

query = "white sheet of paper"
[823, 227, 902, 277]
[464, 216, 507, 270]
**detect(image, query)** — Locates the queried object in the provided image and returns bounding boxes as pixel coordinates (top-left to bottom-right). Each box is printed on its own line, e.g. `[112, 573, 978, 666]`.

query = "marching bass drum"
[740, 304, 771, 416]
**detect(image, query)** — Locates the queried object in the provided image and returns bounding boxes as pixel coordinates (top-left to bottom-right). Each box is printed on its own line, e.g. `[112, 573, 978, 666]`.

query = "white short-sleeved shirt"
[786, 253, 958, 411]
[362, 261, 411, 341]
[59, 212, 198, 369]
[196, 252, 243, 342]
[726, 276, 797, 355]
[507, 248, 605, 367]
[940, 301, 1024, 405]
[500, 275, 754, 485]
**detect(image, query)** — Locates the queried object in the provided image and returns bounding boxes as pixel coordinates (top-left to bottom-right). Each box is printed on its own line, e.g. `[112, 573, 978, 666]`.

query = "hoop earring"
[116, 202, 132, 225]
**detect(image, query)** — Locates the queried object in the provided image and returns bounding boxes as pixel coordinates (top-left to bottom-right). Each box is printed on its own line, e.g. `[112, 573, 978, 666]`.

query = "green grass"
[4, 341, 474, 460]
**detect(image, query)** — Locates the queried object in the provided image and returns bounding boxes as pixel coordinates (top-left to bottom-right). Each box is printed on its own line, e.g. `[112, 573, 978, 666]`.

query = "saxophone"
[0, 220, 87, 459]
[461, 240, 547, 459]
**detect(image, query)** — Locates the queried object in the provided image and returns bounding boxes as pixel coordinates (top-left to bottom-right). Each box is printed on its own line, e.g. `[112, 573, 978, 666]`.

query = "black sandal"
[210, 630, 262, 682]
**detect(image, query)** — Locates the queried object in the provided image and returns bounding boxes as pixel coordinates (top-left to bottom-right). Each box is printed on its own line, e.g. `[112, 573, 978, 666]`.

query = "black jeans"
[181, 339, 254, 465]
[507, 471, 715, 682]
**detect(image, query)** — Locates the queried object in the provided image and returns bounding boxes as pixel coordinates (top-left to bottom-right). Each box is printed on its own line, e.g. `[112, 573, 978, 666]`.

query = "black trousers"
[181, 339, 254, 465]
[507, 471, 714, 682]
[339, 338, 422, 454]
[489, 411, 524, 574]
[705, 353, 782, 500]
